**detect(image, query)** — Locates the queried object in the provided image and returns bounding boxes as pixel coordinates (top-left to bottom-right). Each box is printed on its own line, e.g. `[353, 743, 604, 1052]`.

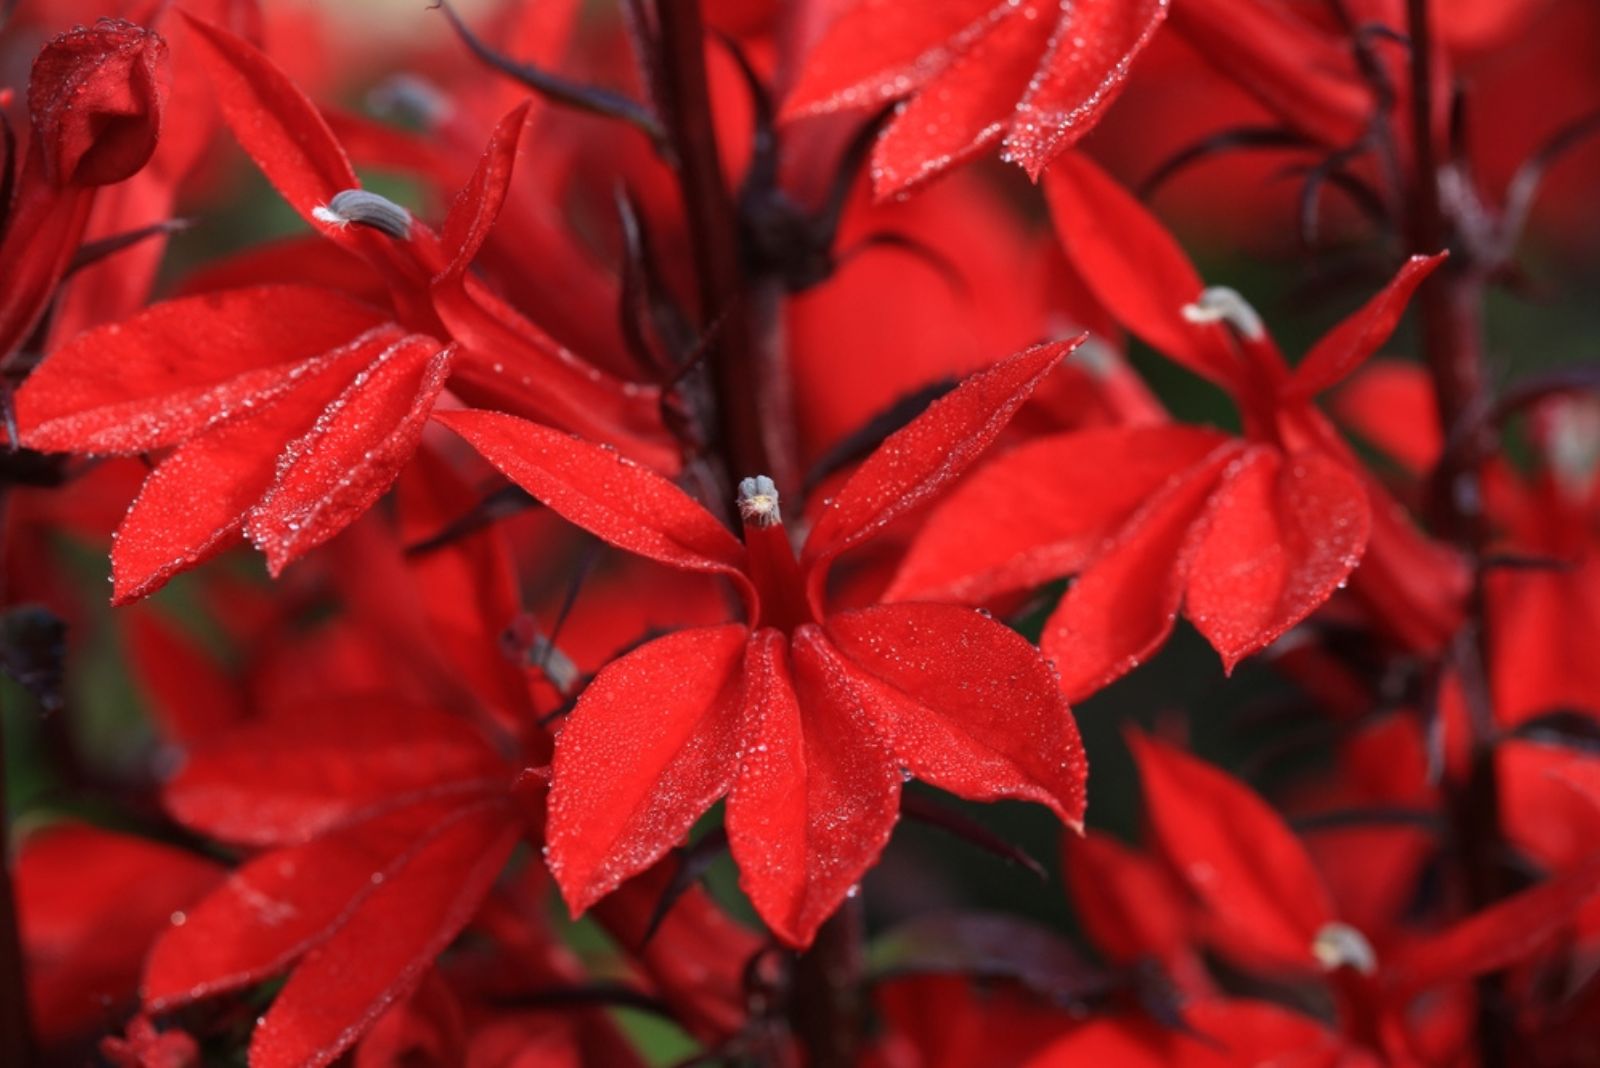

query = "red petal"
[16, 286, 387, 454]
[888, 425, 1228, 603]
[1286, 254, 1447, 400]
[180, 14, 357, 227]
[1061, 831, 1190, 967]
[803, 338, 1076, 573]
[824, 603, 1086, 827]
[110, 326, 403, 604]
[1001, 0, 1169, 179]
[248, 804, 516, 1068]
[1168, 0, 1370, 148]
[780, 0, 1005, 120]
[438, 102, 531, 277]
[162, 699, 504, 847]
[1042, 152, 1238, 389]
[1129, 732, 1335, 970]
[245, 336, 453, 574]
[546, 625, 749, 914]
[434, 410, 751, 603]
[18, 824, 221, 1042]
[1331, 360, 1443, 475]
[1184, 446, 1371, 672]
[28, 19, 168, 188]
[727, 628, 901, 946]
[1041, 443, 1240, 700]
[142, 800, 466, 1010]
[120, 608, 246, 744]
[869, 4, 1049, 196]
[1386, 849, 1600, 997]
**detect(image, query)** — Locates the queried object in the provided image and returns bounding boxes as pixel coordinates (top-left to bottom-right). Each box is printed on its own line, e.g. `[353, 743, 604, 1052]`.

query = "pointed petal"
[1041, 443, 1240, 700]
[870, 3, 1048, 197]
[1041, 152, 1238, 389]
[825, 603, 1085, 827]
[781, 0, 1011, 119]
[15, 286, 387, 454]
[1061, 831, 1189, 967]
[434, 410, 751, 600]
[1002, 0, 1169, 178]
[143, 800, 466, 1010]
[438, 102, 531, 276]
[162, 698, 505, 848]
[804, 338, 1076, 571]
[1386, 850, 1600, 997]
[546, 625, 749, 914]
[248, 804, 516, 1068]
[246, 337, 453, 574]
[1286, 254, 1447, 400]
[1129, 732, 1335, 969]
[1184, 446, 1370, 671]
[727, 628, 901, 947]
[179, 14, 357, 228]
[888, 425, 1229, 603]
[110, 326, 405, 604]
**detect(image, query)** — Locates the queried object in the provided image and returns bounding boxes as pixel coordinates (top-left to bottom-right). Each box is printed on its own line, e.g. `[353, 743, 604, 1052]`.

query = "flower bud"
[28, 18, 170, 189]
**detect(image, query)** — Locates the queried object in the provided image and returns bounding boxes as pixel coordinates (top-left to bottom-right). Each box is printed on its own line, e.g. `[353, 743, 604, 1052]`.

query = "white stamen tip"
[1182, 286, 1266, 340]
[313, 188, 413, 240]
[1311, 922, 1377, 976]
[737, 475, 781, 527]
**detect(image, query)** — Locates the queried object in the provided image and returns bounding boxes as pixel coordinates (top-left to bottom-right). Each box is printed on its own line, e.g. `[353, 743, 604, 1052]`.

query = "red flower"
[891, 152, 1460, 697]
[782, 0, 1169, 196]
[14, 15, 673, 603]
[438, 340, 1088, 946]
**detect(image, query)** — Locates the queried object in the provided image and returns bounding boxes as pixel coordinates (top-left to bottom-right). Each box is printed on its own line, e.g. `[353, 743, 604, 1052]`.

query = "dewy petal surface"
[1183, 446, 1371, 671]
[825, 602, 1086, 827]
[546, 625, 749, 915]
[727, 628, 901, 947]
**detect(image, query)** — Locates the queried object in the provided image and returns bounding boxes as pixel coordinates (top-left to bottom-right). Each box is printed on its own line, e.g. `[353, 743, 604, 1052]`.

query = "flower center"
[737, 476, 814, 632]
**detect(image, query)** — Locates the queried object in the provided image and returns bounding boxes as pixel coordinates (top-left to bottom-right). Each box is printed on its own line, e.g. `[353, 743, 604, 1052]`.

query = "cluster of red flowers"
[2, 0, 1599, 1065]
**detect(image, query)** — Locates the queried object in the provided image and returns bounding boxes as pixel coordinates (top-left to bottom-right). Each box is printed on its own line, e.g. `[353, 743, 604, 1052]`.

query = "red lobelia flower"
[781, 0, 1170, 196]
[890, 151, 1462, 698]
[13, 15, 672, 604]
[437, 340, 1089, 947]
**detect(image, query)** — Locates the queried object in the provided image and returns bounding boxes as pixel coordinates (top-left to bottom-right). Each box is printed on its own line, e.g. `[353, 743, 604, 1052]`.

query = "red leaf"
[825, 603, 1086, 829]
[248, 804, 516, 1068]
[803, 338, 1076, 573]
[246, 336, 453, 574]
[18, 824, 221, 1042]
[728, 628, 902, 946]
[143, 800, 465, 1010]
[434, 410, 751, 603]
[162, 699, 504, 847]
[1184, 447, 1371, 672]
[545, 625, 749, 914]
[784, 0, 1166, 196]
[180, 13, 357, 228]
[1286, 254, 1447, 400]
[1041, 152, 1238, 389]
[16, 286, 387, 455]
[1129, 733, 1335, 970]
[28, 19, 169, 188]
[888, 425, 1229, 603]
[110, 326, 401, 604]
[1041, 443, 1240, 700]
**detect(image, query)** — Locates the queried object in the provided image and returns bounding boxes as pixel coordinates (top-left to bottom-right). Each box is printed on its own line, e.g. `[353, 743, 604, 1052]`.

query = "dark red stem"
[1404, 2, 1505, 1064]
[788, 897, 866, 1068]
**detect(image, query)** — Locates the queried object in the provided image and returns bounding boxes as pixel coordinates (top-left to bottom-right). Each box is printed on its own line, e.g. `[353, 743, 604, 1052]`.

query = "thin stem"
[788, 899, 866, 1068]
